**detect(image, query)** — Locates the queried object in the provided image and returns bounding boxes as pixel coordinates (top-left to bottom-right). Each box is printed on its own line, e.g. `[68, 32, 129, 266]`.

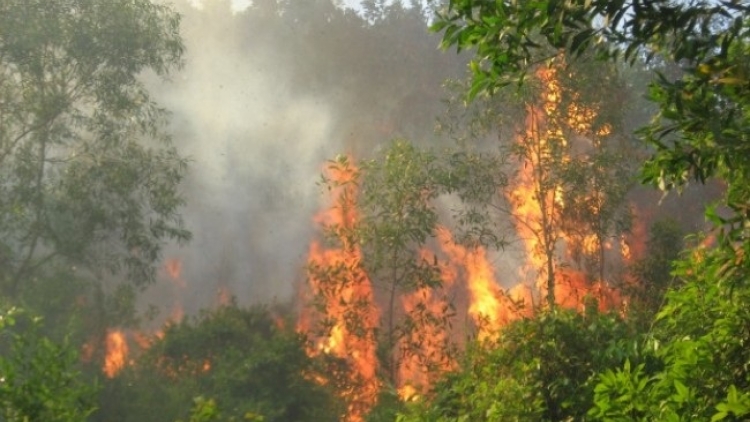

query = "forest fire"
[297, 157, 380, 422]
[506, 63, 627, 310]
[292, 59, 639, 416]
[7, 0, 737, 420]
[164, 258, 184, 287]
[96, 257, 220, 378]
[507, 65, 568, 306]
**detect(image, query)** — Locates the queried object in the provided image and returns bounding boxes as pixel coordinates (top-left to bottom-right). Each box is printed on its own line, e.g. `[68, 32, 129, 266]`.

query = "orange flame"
[169, 302, 185, 324]
[297, 157, 380, 422]
[216, 285, 231, 307]
[508, 66, 567, 297]
[507, 62, 627, 311]
[81, 339, 95, 363]
[103, 330, 128, 378]
[436, 227, 522, 340]
[397, 282, 455, 400]
[294, 63, 633, 407]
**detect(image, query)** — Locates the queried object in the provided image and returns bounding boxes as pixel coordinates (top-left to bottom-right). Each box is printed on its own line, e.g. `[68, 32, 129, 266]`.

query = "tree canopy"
[0, 0, 189, 296]
[434, 1, 749, 225]
[431, 1, 750, 420]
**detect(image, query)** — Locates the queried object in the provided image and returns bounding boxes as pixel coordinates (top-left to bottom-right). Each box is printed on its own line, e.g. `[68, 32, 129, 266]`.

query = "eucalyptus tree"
[0, 0, 189, 297]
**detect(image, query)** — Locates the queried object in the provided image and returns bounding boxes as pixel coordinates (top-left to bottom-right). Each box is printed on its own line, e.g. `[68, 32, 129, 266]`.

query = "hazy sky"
[187, 0, 364, 13]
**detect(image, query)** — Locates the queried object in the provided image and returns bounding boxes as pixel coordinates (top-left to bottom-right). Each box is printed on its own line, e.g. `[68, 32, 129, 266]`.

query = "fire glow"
[103, 330, 128, 378]
[95, 60, 633, 417]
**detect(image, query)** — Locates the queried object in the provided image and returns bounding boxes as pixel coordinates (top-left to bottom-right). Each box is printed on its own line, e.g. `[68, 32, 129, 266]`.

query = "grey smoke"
[139, 0, 463, 319]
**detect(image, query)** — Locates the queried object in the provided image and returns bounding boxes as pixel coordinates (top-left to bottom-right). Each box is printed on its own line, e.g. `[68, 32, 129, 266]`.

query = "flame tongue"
[436, 226, 519, 341]
[509, 62, 626, 310]
[103, 330, 128, 378]
[297, 157, 380, 422]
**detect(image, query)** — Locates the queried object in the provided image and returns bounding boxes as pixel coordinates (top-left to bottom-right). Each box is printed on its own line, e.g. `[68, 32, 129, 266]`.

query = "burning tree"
[506, 64, 570, 308]
[357, 143, 453, 386]
[510, 60, 633, 308]
[297, 141, 507, 415]
[433, 1, 750, 419]
[357, 141, 506, 393]
[440, 52, 633, 310]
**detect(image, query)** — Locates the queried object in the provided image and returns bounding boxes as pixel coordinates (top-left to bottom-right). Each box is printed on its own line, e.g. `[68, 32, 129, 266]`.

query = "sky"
[187, 0, 365, 13]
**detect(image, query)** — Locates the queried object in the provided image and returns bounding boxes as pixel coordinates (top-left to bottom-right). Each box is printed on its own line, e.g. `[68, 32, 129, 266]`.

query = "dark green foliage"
[398, 309, 635, 421]
[433, 1, 748, 94]
[626, 219, 684, 321]
[0, 305, 97, 421]
[96, 304, 341, 422]
[590, 245, 750, 420]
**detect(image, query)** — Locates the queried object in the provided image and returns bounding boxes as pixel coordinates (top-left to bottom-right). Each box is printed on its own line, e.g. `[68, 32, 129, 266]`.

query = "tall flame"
[297, 157, 380, 422]
[507, 66, 566, 305]
[507, 62, 625, 310]
[292, 60, 634, 411]
[163, 257, 187, 324]
[397, 255, 456, 400]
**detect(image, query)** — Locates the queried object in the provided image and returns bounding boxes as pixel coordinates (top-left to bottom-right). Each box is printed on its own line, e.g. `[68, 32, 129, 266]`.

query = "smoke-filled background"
[139, 0, 466, 318]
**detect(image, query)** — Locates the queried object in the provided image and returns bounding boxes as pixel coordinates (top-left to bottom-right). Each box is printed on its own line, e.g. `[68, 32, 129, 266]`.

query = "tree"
[357, 140, 505, 383]
[358, 142, 451, 384]
[0, 0, 189, 297]
[589, 241, 750, 421]
[439, 53, 634, 308]
[561, 147, 633, 285]
[301, 140, 506, 414]
[433, 1, 750, 420]
[433, 1, 748, 235]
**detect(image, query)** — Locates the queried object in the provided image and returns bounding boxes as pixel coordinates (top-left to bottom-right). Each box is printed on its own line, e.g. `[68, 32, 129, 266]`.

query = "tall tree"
[433, 1, 750, 419]
[433, 1, 748, 219]
[0, 0, 189, 297]
[357, 140, 504, 384]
